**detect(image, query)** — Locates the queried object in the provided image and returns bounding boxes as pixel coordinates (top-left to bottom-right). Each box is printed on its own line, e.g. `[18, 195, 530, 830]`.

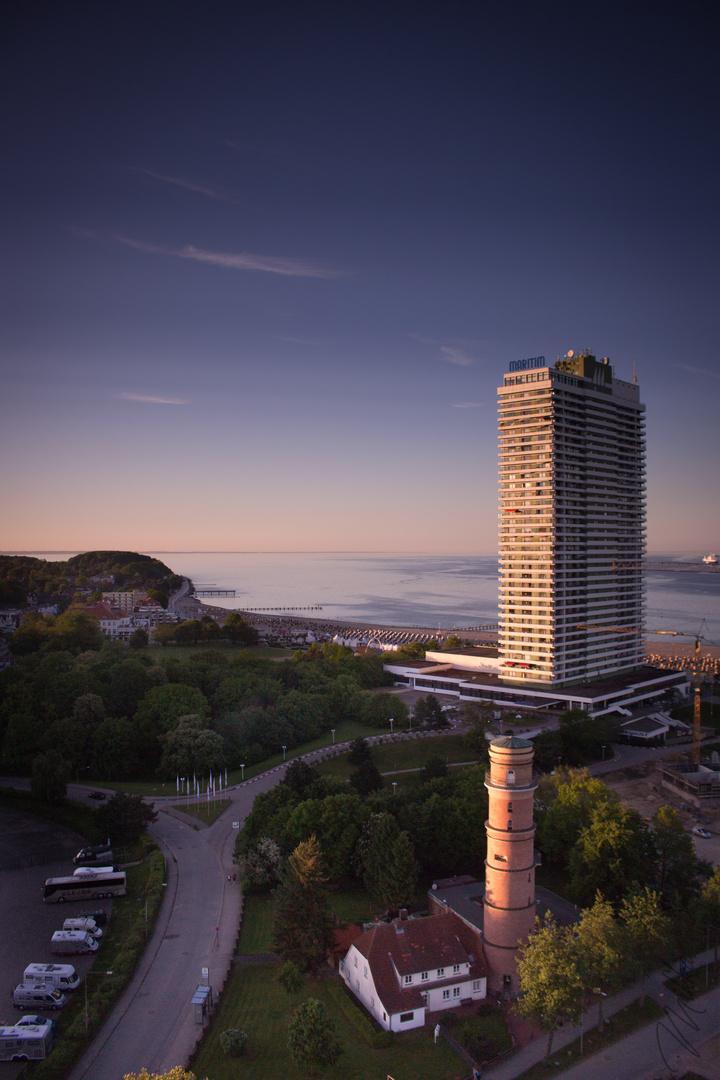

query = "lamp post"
[409, 713, 412, 732]
[331, 729, 336, 744]
[76, 765, 91, 784]
[282, 745, 287, 761]
[389, 718, 394, 734]
[240, 763, 245, 781]
[392, 782, 397, 796]
[601, 744, 606, 761]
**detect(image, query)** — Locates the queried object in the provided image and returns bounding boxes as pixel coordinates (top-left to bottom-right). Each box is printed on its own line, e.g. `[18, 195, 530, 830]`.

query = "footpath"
[485, 950, 720, 1080]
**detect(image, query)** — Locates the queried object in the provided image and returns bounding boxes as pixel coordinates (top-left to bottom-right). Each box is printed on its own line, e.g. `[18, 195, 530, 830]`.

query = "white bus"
[43, 871, 126, 903]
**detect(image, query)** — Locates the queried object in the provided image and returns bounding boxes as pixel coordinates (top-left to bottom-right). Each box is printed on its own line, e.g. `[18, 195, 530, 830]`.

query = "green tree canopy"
[516, 916, 584, 1058]
[273, 837, 334, 972]
[287, 998, 342, 1072]
[95, 792, 157, 845]
[159, 715, 225, 779]
[31, 749, 71, 803]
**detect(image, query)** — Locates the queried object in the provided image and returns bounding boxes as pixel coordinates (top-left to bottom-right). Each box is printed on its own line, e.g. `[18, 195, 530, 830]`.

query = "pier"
[194, 588, 236, 597]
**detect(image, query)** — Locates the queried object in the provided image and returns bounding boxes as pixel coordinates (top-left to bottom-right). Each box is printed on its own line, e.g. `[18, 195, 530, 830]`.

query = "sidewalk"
[485, 949, 720, 1080]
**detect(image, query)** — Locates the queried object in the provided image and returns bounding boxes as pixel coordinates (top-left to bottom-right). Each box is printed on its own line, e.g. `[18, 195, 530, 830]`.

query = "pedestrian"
[227, 874, 231, 883]
[233, 872, 237, 882]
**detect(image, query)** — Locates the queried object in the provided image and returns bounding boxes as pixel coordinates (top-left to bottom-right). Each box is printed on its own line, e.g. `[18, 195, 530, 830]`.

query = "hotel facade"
[385, 350, 688, 713]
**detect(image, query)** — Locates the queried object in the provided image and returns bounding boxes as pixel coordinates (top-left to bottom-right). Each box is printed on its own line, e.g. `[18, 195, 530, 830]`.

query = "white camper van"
[23, 963, 80, 991]
[50, 930, 98, 955]
[62, 917, 102, 938]
[0, 1015, 54, 1061]
[12, 984, 66, 1011]
[73, 866, 115, 877]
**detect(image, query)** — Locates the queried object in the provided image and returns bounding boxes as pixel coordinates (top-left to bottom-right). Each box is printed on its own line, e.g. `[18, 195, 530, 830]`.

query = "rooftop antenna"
[632, 359, 637, 385]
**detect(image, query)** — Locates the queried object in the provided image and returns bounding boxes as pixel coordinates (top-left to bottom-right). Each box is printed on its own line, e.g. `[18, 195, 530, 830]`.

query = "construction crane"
[576, 621, 715, 761]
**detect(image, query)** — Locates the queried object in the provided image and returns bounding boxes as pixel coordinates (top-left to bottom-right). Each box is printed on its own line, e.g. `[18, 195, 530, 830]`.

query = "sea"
[12, 551, 720, 644]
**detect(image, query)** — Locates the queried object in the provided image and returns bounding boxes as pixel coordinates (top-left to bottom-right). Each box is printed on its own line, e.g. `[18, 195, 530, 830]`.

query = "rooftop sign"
[509, 356, 545, 372]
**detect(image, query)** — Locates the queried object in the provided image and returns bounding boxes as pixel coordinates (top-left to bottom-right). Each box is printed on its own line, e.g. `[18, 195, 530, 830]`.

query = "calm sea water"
[14, 551, 719, 641]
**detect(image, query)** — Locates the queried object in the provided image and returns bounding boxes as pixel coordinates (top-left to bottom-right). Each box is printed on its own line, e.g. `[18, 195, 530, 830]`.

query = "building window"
[399, 1012, 414, 1023]
[508, 801, 513, 812]
[453, 987, 461, 998]
[507, 769, 515, 784]
[453, 964, 461, 974]
[508, 820, 513, 830]
[494, 853, 507, 861]
[354, 955, 357, 967]
[364, 966, 368, 978]
[473, 980, 483, 992]
[436, 968, 445, 978]
[421, 971, 428, 981]
[443, 989, 450, 1001]
[404, 975, 412, 985]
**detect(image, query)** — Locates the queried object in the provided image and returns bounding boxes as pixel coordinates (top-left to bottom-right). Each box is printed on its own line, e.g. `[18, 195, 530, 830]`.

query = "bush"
[278, 961, 303, 994]
[220, 1028, 248, 1056]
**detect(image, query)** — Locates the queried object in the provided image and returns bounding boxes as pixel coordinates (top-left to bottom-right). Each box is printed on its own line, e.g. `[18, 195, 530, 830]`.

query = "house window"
[404, 975, 412, 985]
[436, 968, 445, 978]
[473, 980, 483, 992]
[453, 964, 460, 974]
[364, 966, 368, 979]
[399, 1011, 414, 1023]
[421, 971, 428, 981]
[383, 1012, 387, 1022]
[354, 955, 357, 967]
[442, 989, 450, 1000]
[453, 987, 461, 998]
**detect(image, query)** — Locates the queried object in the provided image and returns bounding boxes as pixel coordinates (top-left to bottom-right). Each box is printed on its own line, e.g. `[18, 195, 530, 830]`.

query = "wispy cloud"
[114, 235, 340, 278]
[675, 363, 720, 380]
[118, 392, 190, 405]
[451, 401, 483, 408]
[131, 167, 238, 202]
[409, 332, 479, 366]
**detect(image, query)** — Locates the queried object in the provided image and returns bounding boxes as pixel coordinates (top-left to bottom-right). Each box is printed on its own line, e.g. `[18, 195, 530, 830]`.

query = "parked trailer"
[43, 872, 126, 903]
[0, 1016, 54, 1062]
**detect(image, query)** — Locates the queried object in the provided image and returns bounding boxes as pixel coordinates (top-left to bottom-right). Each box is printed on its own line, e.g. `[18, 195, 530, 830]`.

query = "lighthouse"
[483, 735, 537, 994]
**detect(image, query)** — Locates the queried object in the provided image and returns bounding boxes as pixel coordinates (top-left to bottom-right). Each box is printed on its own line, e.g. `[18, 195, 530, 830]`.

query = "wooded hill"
[0, 551, 182, 607]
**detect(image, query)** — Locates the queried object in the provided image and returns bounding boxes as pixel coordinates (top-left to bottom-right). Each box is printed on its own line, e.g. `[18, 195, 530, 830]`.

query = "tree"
[95, 792, 158, 845]
[569, 800, 656, 906]
[287, 998, 342, 1073]
[421, 754, 448, 781]
[31, 749, 71, 803]
[123, 1070, 196, 1080]
[377, 830, 419, 910]
[282, 758, 319, 797]
[361, 693, 409, 728]
[575, 895, 627, 1030]
[516, 917, 584, 1058]
[219, 1028, 248, 1056]
[224, 612, 260, 646]
[444, 635, 463, 649]
[273, 837, 334, 972]
[347, 737, 372, 766]
[386, 641, 426, 661]
[129, 627, 149, 650]
[152, 624, 177, 646]
[349, 758, 384, 797]
[651, 805, 711, 907]
[620, 888, 672, 1006]
[535, 769, 618, 867]
[237, 837, 283, 891]
[413, 694, 445, 727]
[159, 715, 224, 779]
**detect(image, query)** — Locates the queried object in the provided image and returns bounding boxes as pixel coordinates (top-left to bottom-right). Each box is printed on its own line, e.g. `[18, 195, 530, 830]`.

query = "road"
[68, 767, 286, 1080]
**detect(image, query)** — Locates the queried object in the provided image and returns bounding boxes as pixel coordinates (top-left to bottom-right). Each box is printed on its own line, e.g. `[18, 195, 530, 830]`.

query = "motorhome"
[0, 1016, 54, 1061]
[12, 984, 66, 1011]
[73, 866, 115, 877]
[62, 917, 102, 938]
[73, 844, 113, 866]
[50, 930, 98, 955]
[23, 963, 79, 991]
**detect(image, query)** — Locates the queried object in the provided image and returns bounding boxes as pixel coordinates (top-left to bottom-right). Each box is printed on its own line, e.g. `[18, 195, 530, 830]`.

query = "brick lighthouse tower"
[483, 735, 537, 995]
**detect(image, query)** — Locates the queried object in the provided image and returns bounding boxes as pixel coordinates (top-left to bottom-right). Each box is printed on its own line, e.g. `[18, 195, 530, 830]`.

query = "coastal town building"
[384, 350, 690, 714]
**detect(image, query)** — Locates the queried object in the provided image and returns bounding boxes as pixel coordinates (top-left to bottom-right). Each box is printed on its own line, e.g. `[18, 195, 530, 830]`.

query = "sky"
[1, 0, 719, 555]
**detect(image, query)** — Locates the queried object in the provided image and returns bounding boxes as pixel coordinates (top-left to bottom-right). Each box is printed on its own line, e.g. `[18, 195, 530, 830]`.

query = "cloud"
[451, 401, 483, 408]
[118, 392, 190, 405]
[439, 346, 474, 367]
[131, 167, 237, 202]
[675, 363, 720, 380]
[114, 235, 340, 278]
[409, 332, 479, 366]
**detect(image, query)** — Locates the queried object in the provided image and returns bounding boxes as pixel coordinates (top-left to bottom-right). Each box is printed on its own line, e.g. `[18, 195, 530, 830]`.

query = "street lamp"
[331, 729, 336, 744]
[76, 765, 91, 784]
[282, 745, 287, 761]
[392, 782, 397, 796]
[601, 744, 606, 761]
[240, 763, 245, 781]
[389, 718, 394, 734]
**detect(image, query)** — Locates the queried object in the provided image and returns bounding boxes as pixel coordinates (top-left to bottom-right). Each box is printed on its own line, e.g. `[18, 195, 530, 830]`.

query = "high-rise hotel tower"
[498, 350, 646, 687]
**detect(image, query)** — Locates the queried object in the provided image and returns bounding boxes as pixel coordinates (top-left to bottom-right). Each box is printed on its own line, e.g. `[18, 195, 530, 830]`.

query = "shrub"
[220, 1028, 248, 1056]
[278, 961, 303, 994]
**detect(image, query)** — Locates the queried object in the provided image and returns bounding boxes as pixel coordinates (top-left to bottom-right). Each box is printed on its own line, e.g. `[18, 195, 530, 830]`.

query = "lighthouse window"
[494, 853, 507, 862]
[508, 821, 513, 830]
[508, 802, 513, 812]
[507, 770, 515, 784]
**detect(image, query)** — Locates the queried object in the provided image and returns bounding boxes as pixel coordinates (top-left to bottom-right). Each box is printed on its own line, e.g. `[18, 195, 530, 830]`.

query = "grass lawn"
[317, 733, 482, 780]
[238, 894, 276, 953]
[178, 798, 232, 825]
[665, 959, 720, 999]
[192, 965, 463, 1080]
[515, 998, 663, 1080]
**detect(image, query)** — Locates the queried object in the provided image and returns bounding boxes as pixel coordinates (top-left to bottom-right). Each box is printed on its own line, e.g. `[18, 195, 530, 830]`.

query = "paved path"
[485, 954, 720, 1080]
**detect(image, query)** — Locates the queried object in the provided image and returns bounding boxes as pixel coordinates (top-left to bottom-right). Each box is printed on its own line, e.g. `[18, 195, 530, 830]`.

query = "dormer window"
[436, 968, 445, 978]
[421, 971, 429, 982]
[404, 975, 412, 985]
[453, 964, 461, 974]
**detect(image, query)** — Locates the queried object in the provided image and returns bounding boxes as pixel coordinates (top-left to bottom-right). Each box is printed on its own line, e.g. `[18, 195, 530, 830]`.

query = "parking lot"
[0, 807, 107, 1078]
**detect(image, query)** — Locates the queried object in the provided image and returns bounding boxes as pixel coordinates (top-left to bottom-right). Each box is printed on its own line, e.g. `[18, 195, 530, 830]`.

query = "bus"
[43, 871, 126, 903]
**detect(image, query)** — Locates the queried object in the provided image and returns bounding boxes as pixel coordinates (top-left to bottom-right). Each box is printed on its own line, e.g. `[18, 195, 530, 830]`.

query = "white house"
[340, 912, 487, 1032]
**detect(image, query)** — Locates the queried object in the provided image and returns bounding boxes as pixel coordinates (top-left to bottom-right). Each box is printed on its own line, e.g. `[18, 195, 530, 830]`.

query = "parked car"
[88, 791, 107, 801]
[692, 826, 712, 838]
[78, 909, 108, 927]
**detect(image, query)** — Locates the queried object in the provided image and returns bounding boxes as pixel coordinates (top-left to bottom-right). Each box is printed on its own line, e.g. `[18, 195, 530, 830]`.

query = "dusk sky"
[2, 1, 719, 555]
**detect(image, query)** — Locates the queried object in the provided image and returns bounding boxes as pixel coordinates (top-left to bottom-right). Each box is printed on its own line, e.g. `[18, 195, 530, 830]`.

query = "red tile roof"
[349, 913, 485, 1016]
